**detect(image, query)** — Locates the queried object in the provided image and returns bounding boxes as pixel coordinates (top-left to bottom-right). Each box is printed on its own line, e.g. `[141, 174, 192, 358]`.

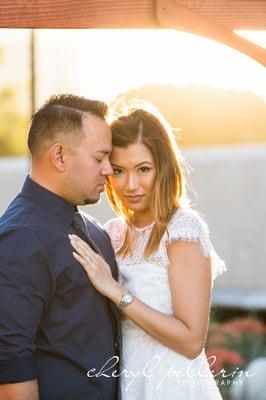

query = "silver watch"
[116, 292, 134, 311]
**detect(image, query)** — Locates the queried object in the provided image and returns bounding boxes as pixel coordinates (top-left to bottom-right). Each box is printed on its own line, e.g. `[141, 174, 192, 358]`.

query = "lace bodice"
[104, 207, 224, 399]
[104, 206, 226, 280]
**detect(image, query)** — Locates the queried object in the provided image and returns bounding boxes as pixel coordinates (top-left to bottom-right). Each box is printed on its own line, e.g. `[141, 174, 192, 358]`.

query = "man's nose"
[125, 173, 138, 191]
[101, 159, 113, 176]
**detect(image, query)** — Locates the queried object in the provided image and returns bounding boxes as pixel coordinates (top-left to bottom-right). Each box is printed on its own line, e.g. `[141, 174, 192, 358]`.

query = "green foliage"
[0, 87, 29, 156]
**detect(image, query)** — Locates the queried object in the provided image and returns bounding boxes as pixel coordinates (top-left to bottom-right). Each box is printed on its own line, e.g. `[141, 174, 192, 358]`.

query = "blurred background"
[0, 28, 265, 398]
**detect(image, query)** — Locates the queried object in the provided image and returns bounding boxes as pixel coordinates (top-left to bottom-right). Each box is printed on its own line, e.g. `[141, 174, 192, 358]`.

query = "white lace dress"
[104, 207, 226, 400]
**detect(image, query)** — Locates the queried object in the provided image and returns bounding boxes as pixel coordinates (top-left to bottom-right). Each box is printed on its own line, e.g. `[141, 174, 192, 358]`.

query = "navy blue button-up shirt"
[0, 176, 119, 400]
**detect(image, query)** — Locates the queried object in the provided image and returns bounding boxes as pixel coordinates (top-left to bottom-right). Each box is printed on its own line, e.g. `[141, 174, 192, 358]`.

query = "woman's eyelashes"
[112, 166, 152, 176]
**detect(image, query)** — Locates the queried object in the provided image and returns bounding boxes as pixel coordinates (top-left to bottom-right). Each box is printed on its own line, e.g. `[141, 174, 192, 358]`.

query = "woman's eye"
[95, 158, 103, 163]
[138, 167, 150, 173]
[113, 168, 124, 175]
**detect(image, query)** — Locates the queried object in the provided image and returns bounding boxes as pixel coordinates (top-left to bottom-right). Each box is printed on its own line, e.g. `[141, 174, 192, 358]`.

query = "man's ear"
[49, 143, 66, 171]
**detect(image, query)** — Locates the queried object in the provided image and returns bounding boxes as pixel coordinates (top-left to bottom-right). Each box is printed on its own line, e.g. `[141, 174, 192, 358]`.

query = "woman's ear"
[49, 143, 66, 171]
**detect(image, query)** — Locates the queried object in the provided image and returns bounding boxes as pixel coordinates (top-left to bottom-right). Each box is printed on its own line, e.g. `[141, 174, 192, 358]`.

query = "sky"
[0, 29, 265, 112]
[77, 29, 266, 102]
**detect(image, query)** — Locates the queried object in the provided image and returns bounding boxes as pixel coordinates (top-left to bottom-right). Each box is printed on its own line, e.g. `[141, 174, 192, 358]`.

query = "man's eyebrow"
[111, 161, 153, 168]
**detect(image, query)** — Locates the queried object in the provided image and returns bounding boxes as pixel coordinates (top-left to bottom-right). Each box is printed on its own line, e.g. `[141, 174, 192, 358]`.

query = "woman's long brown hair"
[106, 107, 186, 258]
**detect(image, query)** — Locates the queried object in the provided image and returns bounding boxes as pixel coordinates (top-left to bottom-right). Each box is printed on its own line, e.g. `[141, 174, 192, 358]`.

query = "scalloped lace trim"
[104, 208, 227, 280]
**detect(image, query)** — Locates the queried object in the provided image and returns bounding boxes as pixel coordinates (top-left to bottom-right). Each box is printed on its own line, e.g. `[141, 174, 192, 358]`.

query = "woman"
[69, 106, 226, 399]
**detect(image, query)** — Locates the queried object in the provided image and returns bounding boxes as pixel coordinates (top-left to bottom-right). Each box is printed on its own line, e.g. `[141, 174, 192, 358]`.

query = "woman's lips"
[124, 195, 145, 203]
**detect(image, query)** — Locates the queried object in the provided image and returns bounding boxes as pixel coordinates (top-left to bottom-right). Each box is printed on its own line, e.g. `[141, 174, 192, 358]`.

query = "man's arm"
[0, 379, 39, 400]
[0, 228, 52, 388]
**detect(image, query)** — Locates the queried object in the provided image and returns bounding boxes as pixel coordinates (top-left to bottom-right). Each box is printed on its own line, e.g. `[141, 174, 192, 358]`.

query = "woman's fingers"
[70, 238, 89, 259]
[71, 243, 116, 298]
[69, 234, 96, 254]
[72, 252, 97, 273]
[69, 233, 110, 275]
[72, 251, 86, 265]
[70, 234, 87, 247]
[68, 234, 96, 260]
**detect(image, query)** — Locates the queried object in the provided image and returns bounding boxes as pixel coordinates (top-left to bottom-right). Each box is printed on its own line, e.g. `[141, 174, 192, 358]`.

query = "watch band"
[116, 291, 134, 311]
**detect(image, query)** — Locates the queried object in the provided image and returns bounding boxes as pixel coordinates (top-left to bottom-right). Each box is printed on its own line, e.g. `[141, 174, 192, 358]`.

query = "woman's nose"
[125, 174, 138, 191]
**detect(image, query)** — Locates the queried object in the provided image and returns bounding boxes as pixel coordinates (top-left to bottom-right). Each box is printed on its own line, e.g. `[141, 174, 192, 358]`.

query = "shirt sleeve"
[0, 228, 53, 383]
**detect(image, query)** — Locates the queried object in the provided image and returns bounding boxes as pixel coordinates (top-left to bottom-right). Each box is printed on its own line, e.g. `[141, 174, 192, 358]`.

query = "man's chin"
[83, 195, 101, 205]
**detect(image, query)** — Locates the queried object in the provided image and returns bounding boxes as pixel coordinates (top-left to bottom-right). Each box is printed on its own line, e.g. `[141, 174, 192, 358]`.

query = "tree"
[0, 51, 29, 156]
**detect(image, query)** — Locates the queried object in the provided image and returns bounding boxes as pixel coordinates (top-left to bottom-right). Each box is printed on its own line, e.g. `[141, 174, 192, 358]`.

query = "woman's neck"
[133, 211, 154, 228]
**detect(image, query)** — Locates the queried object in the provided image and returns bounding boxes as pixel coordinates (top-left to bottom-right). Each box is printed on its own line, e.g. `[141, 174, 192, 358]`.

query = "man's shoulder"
[0, 194, 51, 237]
[0, 194, 31, 228]
[0, 197, 56, 261]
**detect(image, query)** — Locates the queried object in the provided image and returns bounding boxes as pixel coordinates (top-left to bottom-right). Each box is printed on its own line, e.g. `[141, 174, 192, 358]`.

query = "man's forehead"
[82, 113, 108, 127]
[82, 115, 111, 140]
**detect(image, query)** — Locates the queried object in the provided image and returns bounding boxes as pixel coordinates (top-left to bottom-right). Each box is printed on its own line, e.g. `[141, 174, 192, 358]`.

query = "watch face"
[123, 294, 132, 303]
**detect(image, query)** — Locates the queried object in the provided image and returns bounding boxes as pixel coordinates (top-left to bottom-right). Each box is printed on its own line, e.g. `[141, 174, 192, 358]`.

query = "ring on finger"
[86, 255, 94, 263]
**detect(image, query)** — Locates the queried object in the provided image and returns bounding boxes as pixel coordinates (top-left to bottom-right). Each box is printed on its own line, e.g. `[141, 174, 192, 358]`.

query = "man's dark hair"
[28, 94, 108, 156]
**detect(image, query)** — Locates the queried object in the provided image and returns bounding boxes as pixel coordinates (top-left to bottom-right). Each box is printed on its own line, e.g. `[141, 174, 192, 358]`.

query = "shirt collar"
[20, 175, 76, 225]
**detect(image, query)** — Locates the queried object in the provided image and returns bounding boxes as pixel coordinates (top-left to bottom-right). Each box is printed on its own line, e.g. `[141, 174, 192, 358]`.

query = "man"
[0, 95, 120, 400]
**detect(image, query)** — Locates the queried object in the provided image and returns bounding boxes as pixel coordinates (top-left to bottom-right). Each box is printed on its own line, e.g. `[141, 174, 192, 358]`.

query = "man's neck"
[29, 171, 62, 199]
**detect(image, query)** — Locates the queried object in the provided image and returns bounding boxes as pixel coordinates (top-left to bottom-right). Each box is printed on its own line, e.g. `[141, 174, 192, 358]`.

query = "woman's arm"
[0, 380, 39, 400]
[69, 235, 212, 359]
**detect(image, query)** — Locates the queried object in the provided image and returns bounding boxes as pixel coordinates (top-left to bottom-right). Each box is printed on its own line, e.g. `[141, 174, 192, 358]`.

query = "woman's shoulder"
[103, 216, 125, 230]
[166, 206, 226, 279]
[103, 217, 126, 241]
[169, 206, 209, 232]
[165, 206, 211, 254]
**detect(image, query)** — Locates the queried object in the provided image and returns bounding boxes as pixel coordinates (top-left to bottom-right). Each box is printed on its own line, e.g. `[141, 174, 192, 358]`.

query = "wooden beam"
[178, 0, 266, 30]
[0, 1, 157, 29]
[0, 1, 265, 66]
[157, 0, 266, 67]
[0, 0, 266, 30]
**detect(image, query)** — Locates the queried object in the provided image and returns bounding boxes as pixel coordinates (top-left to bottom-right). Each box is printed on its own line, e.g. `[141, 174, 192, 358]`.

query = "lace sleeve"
[165, 208, 226, 280]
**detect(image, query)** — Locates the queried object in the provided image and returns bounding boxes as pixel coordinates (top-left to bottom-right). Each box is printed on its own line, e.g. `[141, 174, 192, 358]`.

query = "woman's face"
[109, 142, 156, 218]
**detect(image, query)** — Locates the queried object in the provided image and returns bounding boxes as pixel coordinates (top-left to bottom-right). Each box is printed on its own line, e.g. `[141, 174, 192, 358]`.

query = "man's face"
[64, 114, 113, 205]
